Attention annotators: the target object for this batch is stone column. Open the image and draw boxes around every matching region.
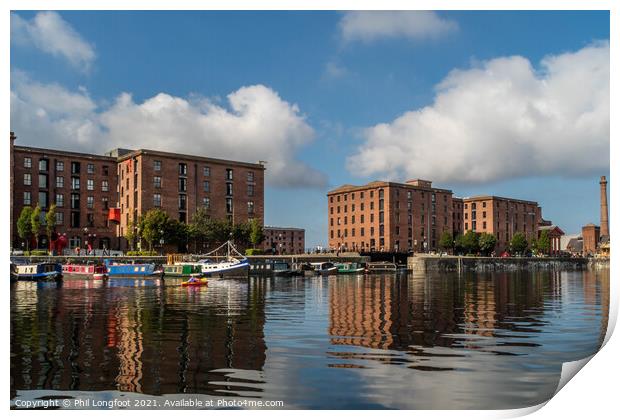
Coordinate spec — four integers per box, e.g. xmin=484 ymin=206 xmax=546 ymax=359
xmin=600 ymin=176 xmax=609 ymax=238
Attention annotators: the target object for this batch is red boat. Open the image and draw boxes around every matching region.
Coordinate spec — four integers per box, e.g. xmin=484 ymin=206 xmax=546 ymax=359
xmin=62 ymin=263 xmax=108 ymax=279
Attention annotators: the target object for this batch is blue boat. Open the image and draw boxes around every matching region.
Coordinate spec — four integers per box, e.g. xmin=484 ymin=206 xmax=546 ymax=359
xmin=12 ymin=262 xmax=63 ymax=281
xmin=104 ymin=260 xmax=160 ymax=277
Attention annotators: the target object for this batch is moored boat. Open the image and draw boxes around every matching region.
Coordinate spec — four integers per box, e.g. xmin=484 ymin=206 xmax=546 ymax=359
xmin=62 ymin=263 xmax=108 ymax=279
xmin=367 ymin=261 xmax=397 ymax=272
xmin=104 ymin=260 xmax=160 ymax=277
xmin=335 ymin=262 xmax=366 ymax=274
xmin=163 ymin=263 xmax=203 ymax=277
xmin=197 ymin=241 xmax=249 ymax=278
xmin=12 ymin=262 xmax=63 ymax=281
xmin=272 ymin=261 xmax=293 ymax=276
xmin=181 ymin=277 xmax=209 ymax=287
xmin=310 ymin=262 xmax=338 ymax=276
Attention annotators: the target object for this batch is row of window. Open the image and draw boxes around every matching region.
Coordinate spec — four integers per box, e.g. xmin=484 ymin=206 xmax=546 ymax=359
xmin=465 ymin=201 xmax=533 ymax=212
xmin=23 ymin=174 xmax=109 ymax=191
xmin=156 ymin=162 xmax=255 ymax=182
xmin=330 ymin=189 xmax=444 ymax=204
xmin=23 ymin=191 xmax=110 ymax=210
xmin=151 ymin=194 xmax=255 ymax=214
xmin=23 ymin=157 xmax=109 ymax=175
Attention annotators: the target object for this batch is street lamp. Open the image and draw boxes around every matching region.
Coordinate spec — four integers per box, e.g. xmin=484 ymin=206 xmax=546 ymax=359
xmin=159 ymin=229 xmax=165 ymax=255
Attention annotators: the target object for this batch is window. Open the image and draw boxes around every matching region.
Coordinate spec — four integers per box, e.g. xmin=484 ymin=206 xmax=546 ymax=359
xmin=361 ymin=203 xmax=364 ymax=211
xmin=361 ymin=191 xmax=365 ymax=199
xmin=179 ymin=163 xmax=187 ymax=175
xmin=38 ymin=192 xmax=48 ymax=208
xmin=56 ymin=161 xmax=64 ymax=171
xmin=202 ymin=197 xmax=210 ymax=209
xmin=39 ymin=159 xmax=48 ymax=172
xmin=87 ymin=179 xmax=94 ymax=190
xmin=71 ymin=162 xmax=80 ymax=174
xmin=87 ymin=163 xmax=95 ymax=174
xmin=87 ymin=196 xmax=94 ymax=209
xmin=483 ymin=221 xmax=487 ymax=229
xmin=56 ymin=176 xmax=64 ymax=188
xmin=71 ymin=177 xmax=80 ymax=190
xmin=24 ymin=157 xmax=32 ymax=168
xmin=24 ymin=173 xmax=32 ymax=186
xmin=248 ymin=201 xmax=255 ymax=214
xmin=154 ymin=176 xmax=161 ymax=188
xmin=361 ymin=214 xmax=365 ymax=223
xmin=203 ymin=180 xmax=210 ymax=192
xmin=71 ymin=194 xmax=80 ymax=209
xmin=247 ymin=184 xmax=254 ymax=197
xmin=370 ymin=202 xmax=374 ymax=210
xmin=247 ymin=171 xmax=254 ymax=182
xmin=87 ymin=213 xmax=94 ymax=227
xmin=203 ymin=166 xmax=210 ymax=177
xmin=178 ymin=178 xmax=187 ymax=192
xmin=226 ymin=182 xmax=233 ymax=196
xmin=178 ymin=194 xmax=187 ymax=210
xmin=56 ymin=194 xmax=64 ymax=207
xmin=23 ymin=192 xmax=31 ymax=205
xmin=154 ymin=160 xmax=162 ymax=171
xmin=226 ymin=168 xmax=233 ymax=180
xmin=102 ymin=197 xmax=109 ymax=209
xmin=102 ymin=180 xmax=109 ymax=192
xmin=38 ymin=174 xmax=48 ymax=188
xmin=103 ymin=165 xmax=109 ymax=176
xmin=55 ymin=212 xmax=64 ymax=226
xmin=370 ymin=214 xmax=374 ymax=223
xmin=226 ymin=198 xmax=233 ymax=213
xmin=153 ymin=193 xmax=161 ymax=207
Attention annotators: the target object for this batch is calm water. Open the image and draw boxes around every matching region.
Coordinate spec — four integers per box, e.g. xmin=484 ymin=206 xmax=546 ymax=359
xmin=10 ymin=269 xmax=609 ymax=409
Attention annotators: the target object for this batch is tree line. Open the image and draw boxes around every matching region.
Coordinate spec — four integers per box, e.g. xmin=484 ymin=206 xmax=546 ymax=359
xmin=124 ymin=208 xmax=265 ymax=253
xmin=16 ymin=204 xmax=57 ymax=250
xmin=439 ymin=229 xmax=552 ymax=256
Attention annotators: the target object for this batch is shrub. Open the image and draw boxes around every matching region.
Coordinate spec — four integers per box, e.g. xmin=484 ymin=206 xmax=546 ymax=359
xmin=126 ymin=250 xmax=158 ymax=256
xmin=30 ymin=250 xmax=49 ymax=256
xmin=245 ymin=248 xmax=264 ymax=256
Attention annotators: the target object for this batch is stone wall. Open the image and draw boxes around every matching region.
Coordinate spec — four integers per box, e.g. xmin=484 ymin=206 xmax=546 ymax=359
xmin=408 ymin=256 xmax=593 ymax=272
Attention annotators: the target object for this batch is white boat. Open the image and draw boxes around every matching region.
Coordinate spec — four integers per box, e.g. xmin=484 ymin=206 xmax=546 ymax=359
xmin=310 ymin=262 xmax=338 ymax=276
xmin=196 ymin=241 xmax=249 ymax=278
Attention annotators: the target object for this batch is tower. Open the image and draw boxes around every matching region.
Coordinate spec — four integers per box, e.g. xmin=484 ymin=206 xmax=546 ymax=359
xmin=600 ymin=176 xmax=609 ymax=238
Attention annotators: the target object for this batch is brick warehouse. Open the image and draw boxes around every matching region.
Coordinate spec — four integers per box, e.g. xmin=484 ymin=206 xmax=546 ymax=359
xmin=260 ymin=226 xmax=306 ymax=255
xmin=327 ymin=180 xmax=546 ymax=253
xmin=327 ymin=180 xmax=455 ymax=253
xmin=10 ymin=132 xmax=265 ymax=251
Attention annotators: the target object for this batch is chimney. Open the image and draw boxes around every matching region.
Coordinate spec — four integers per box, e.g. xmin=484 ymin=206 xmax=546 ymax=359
xmin=600 ymin=176 xmax=609 ymax=238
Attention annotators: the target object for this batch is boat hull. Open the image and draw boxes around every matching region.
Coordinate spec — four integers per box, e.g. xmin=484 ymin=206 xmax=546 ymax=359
xmin=13 ymin=263 xmax=63 ymax=281
xmin=201 ymin=261 xmax=250 ymax=278
xmin=106 ymin=263 xmax=158 ymax=277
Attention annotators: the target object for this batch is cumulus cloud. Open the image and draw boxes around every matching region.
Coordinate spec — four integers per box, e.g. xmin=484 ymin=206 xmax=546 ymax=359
xmin=339 ymin=11 xmax=458 ymax=43
xmin=11 ymin=11 xmax=96 ymax=71
xmin=10 ymin=75 xmax=327 ymax=188
xmin=346 ymin=42 xmax=610 ymax=184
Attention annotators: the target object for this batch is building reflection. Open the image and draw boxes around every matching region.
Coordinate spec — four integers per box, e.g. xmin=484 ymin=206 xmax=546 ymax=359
xmin=10 ymin=279 xmax=267 ymax=397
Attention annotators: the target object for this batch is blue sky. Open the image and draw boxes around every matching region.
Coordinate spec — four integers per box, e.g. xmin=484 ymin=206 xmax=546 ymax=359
xmin=10 ymin=11 xmax=610 ymax=247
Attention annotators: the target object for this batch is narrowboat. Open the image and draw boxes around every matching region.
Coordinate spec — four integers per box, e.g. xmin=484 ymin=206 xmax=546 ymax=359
xmin=12 ymin=262 xmax=63 ymax=281
xmin=335 ymin=262 xmax=366 ymax=274
xmin=104 ymin=260 xmax=160 ymax=277
xmin=310 ymin=262 xmax=338 ymax=276
xmin=163 ymin=263 xmax=203 ymax=277
xmin=367 ymin=261 xmax=398 ymax=272
xmin=62 ymin=263 xmax=108 ymax=279
xmin=272 ymin=261 xmax=293 ymax=276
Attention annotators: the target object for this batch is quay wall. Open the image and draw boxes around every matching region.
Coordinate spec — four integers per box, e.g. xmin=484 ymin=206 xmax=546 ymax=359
xmin=407 ymin=256 xmax=604 ymax=273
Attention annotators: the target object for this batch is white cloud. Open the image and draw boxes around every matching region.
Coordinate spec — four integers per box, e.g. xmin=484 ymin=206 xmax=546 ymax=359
xmin=346 ymin=42 xmax=610 ymax=184
xmin=323 ymin=60 xmax=349 ymax=79
xmin=10 ymin=76 xmax=327 ymax=188
xmin=339 ymin=11 xmax=458 ymax=43
xmin=11 ymin=12 xmax=96 ymax=71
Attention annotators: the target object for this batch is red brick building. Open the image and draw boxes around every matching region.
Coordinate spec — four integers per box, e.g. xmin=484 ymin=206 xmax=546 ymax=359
xmin=327 ymin=179 xmax=454 ymax=253
xmin=581 ymin=223 xmax=600 ymax=255
xmin=10 ymin=136 xmax=118 ymax=250
xmin=260 ymin=226 xmax=306 ymax=255
xmin=10 ymin=134 xmax=265 ymax=251
xmin=111 ymin=149 xmax=265 ymax=250
xmin=462 ymin=196 xmax=542 ymax=253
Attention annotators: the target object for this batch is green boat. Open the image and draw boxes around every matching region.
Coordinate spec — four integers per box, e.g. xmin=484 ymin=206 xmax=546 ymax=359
xmin=163 ymin=264 xmax=203 ymax=277
xmin=334 ymin=262 xmax=366 ymax=274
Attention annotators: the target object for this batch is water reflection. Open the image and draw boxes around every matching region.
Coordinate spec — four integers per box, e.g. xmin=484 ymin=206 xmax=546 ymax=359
xmin=11 ymin=269 xmax=609 ymax=409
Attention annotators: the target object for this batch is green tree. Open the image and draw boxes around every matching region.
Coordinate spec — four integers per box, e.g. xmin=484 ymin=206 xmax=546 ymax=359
xmin=478 ymin=232 xmax=497 ymax=256
xmin=140 ymin=209 xmax=170 ymax=251
xmin=439 ymin=231 xmax=454 ymax=253
xmin=460 ymin=230 xmax=480 ymax=254
xmin=17 ymin=207 xmax=33 ymax=250
xmin=536 ymin=230 xmax=551 ymax=256
xmin=124 ymin=219 xmax=137 ymax=251
xmin=509 ymin=232 xmax=528 ymax=256
xmin=45 ymin=204 xmax=57 ymax=244
xmin=189 ymin=208 xmax=212 ymax=251
xmin=249 ymin=218 xmax=265 ymax=248
xmin=31 ymin=205 xmax=42 ymax=248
